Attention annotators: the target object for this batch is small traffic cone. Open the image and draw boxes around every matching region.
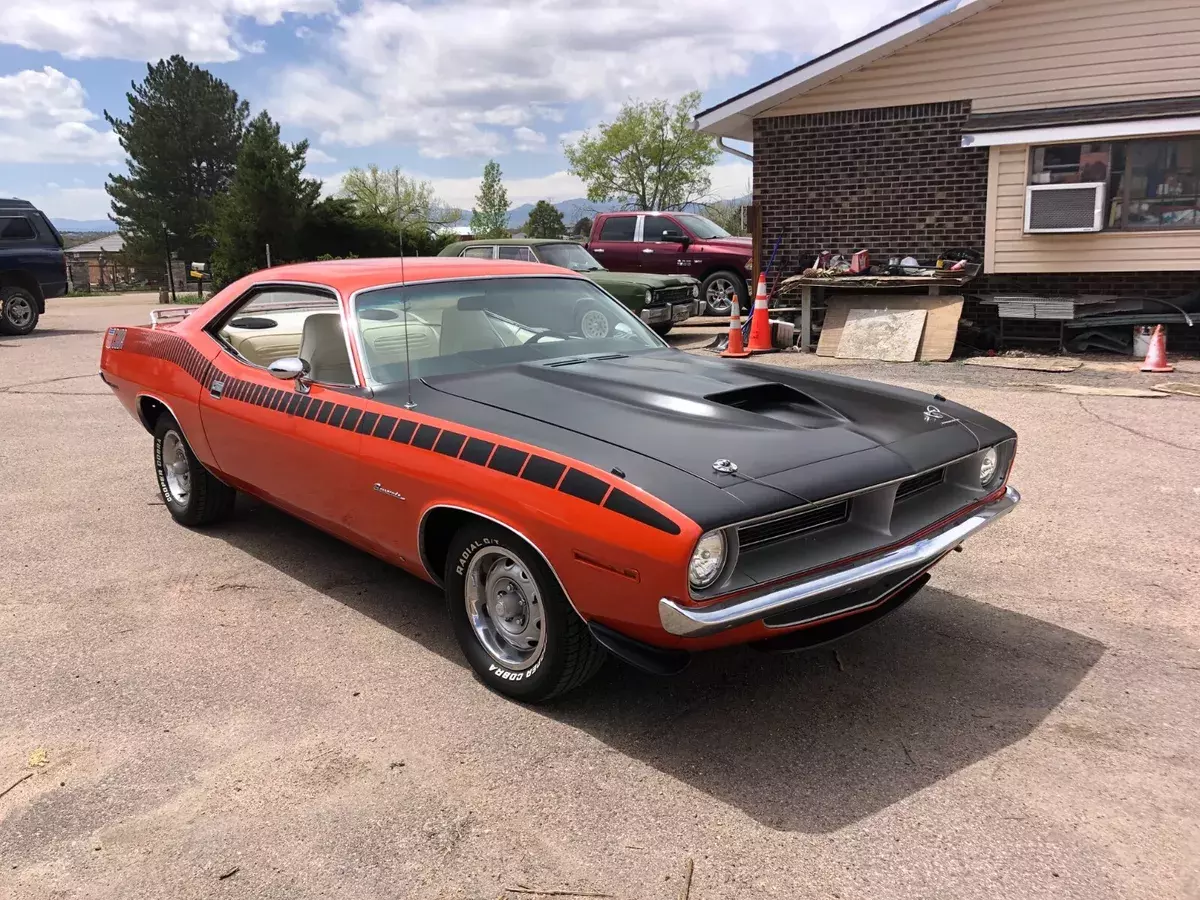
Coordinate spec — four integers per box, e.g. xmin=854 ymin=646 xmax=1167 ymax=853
xmin=720 ymin=297 xmax=751 ymax=358
xmin=1140 ymin=324 xmax=1174 ymax=373
xmin=747 ymin=273 xmax=775 ymax=353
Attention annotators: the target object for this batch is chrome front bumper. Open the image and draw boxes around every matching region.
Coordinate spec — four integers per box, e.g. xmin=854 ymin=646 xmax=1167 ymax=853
xmin=658 ymin=485 xmax=1021 ymax=638
xmin=640 ymin=300 xmax=698 ymax=325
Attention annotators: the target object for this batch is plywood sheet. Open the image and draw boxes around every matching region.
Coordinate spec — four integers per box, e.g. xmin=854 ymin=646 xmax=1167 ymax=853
xmin=964 ymin=356 xmax=1081 ymax=372
xmin=835 ymin=308 xmax=928 ymax=362
xmin=817 ymin=295 xmax=964 ymax=361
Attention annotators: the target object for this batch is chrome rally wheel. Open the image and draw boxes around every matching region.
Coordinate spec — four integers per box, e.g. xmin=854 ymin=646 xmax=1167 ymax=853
xmin=463 ymin=546 xmax=546 ymax=671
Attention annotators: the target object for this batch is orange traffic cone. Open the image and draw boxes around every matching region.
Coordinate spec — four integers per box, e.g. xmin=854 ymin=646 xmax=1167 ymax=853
xmin=1140 ymin=324 xmax=1174 ymax=373
xmin=747 ymin=273 xmax=774 ymax=353
xmin=720 ymin=297 xmax=750 ymax=358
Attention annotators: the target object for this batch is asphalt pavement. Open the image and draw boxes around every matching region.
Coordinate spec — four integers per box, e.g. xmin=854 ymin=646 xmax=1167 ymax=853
xmin=1 ymin=294 xmax=1198 ymax=899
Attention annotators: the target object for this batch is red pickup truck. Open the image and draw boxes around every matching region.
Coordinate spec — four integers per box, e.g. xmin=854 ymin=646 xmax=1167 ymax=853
xmin=585 ymin=211 xmax=752 ymax=316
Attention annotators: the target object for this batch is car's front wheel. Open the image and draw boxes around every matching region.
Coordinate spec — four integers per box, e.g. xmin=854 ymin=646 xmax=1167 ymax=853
xmin=0 ymin=286 xmax=40 ymax=336
xmin=650 ymin=322 xmax=673 ymax=337
xmin=445 ymin=522 xmax=606 ymax=701
xmin=153 ymin=413 xmax=236 ymax=526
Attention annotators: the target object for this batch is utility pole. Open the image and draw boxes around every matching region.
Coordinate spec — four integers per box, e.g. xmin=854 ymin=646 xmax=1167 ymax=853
xmin=162 ymin=225 xmax=177 ymax=304
xmin=265 ymin=243 xmax=272 ymax=268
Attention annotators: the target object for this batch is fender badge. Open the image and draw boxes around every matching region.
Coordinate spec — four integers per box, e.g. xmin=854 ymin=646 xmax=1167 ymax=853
xmin=712 ymin=459 xmax=739 ymax=475
xmin=373 ymin=483 xmax=405 ymax=500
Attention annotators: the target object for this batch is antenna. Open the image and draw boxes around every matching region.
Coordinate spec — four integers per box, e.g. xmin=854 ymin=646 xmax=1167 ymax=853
xmin=399 ymin=230 xmax=416 ymax=409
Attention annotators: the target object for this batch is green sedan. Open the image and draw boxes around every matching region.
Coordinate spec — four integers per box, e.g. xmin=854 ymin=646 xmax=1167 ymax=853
xmin=438 ymin=239 xmax=700 ymax=336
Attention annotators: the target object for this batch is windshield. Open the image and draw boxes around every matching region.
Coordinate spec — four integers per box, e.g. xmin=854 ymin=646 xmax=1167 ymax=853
xmin=535 ymin=242 xmax=604 ymax=272
xmin=354 ymin=276 xmax=663 ymax=383
xmin=674 ymin=214 xmax=732 ymax=239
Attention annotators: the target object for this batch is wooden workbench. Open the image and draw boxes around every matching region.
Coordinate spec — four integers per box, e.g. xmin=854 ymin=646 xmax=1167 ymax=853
xmin=774 ymin=269 xmax=980 ymax=352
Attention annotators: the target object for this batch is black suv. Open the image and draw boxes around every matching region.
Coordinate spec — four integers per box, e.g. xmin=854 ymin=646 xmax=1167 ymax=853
xmin=0 ymin=198 xmax=68 ymax=335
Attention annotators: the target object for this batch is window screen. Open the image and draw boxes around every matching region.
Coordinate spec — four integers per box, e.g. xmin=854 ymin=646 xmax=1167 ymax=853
xmin=497 ymin=245 xmax=536 ymax=261
xmin=461 ymin=246 xmax=494 ymax=259
xmin=598 ymin=216 xmax=636 ymax=241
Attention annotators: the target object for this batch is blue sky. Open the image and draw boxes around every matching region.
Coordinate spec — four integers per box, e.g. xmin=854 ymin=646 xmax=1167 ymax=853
xmin=0 ymin=0 xmax=925 ymax=223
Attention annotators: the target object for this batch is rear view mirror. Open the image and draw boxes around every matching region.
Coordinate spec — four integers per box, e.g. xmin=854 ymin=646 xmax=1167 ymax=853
xmin=662 ymin=231 xmax=689 ymax=244
xmin=269 ymin=357 xmax=312 ymax=393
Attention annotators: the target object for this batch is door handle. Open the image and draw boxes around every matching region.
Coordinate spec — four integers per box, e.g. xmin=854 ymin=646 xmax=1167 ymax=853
xmin=643 ymin=249 xmax=654 ymax=254
xmin=593 ymin=248 xmax=604 ymax=253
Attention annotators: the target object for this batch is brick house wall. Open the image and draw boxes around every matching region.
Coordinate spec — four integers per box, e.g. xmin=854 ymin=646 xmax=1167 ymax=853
xmin=753 ymin=101 xmax=989 ymax=277
xmin=752 ymin=101 xmax=1200 ymax=351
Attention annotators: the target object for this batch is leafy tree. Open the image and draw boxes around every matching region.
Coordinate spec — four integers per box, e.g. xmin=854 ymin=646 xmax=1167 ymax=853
xmin=298 ymin=198 xmax=402 ymax=261
xmin=210 ymin=112 xmax=321 ymax=284
xmin=525 ymin=200 xmax=565 ymax=238
xmin=105 ymin=56 xmax=249 ymax=269
xmin=572 ymin=216 xmax=593 ymax=237
xmin=563 ymin=92 xmax=718 ymax=210
xmin=470 ymin=160 xmax=510 ymax=238
xmin=702 ymin=200 xmax=748 ymax=236
xmin=339 ymin=165 xmax=460 ymax=230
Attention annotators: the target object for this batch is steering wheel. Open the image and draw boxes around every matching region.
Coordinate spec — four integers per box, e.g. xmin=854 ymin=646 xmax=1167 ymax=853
xmin=524 ymin=329 xmax=573 ymax=345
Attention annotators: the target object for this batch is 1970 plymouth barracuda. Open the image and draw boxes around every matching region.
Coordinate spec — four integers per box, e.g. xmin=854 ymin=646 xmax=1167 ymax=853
xmin=438 ymin=238 xmax=699 ymax=336
xmin=99 ymin=256 xmax=1019 ymax=701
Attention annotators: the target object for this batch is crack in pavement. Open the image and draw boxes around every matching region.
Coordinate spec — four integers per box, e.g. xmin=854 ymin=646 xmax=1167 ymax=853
xmin=0 ymin=373 xmax=97 ymax=393
xmin=1075 ymin=397 xmax=1200 ymax=453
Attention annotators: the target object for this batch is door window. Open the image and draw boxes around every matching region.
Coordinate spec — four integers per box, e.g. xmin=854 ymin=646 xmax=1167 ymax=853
xmin=598 ymin=216 xmax=636 ymax=241
xmin=643 ymin=215 xmax=681 ymax=241
xmin=213 ymin=288 xmax=356 ymax=385
xmin=461 ymin=246 xmax=495 ymax=258
xmin=498 ymin=245 xmax=537 ymax=261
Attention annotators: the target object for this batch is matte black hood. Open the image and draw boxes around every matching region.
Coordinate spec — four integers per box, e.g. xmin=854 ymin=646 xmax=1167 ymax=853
xmin=424 ymin=350 xmax=1011 ymax=505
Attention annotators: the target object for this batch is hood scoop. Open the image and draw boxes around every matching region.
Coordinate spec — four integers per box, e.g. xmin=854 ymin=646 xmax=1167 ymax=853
xmin=705 ymin=383 xmax=847 ymax=429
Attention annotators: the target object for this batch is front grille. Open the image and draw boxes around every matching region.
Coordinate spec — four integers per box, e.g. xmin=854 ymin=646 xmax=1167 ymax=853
xmin=738 ymin=500 xmax=849 ymax=550
xmin=896 ymin=467 xmax=945 ymax=501
xmin=653 ymin=286 xmax=693 ymax=304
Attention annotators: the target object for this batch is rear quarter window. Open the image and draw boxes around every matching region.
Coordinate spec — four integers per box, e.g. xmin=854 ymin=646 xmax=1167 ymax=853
xmin=0 ymin=217 xmax=36 ymax=240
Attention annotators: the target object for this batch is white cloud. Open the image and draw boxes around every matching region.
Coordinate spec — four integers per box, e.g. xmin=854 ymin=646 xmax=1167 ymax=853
xmin=2 ymin=0 xmax=336 ymax=63
xmin=513 ymin=127 xmax=547 ymax=152
xmin=709 ymin=160 xmax=753 ymax=201
xmin=274 ymin=0 xmax=913 ymax=157
xmin=0 ymin=67 xmax=121 ymax=164
xmin=0 ymin=185 xmax=113 ymax=221
xmin=305 ymin=147 xmax=337 ymax=164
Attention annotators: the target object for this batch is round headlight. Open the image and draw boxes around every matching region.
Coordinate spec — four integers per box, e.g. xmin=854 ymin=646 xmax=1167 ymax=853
xmin=979 ymin=447 xmax=999 ymax=486
xmin=645 ymin=289 xmax=653 ymax=304
xmin=692 ymin=284 xmax=699 ymax=298
xmin=689 ymin=530 xmax=727 ymax=589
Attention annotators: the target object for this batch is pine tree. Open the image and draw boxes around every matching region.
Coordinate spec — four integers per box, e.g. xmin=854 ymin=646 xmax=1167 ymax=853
xmin=470 ymin=160 xmax=510 ymax=238
xmin=210 ymin=112 xmax=321 ymax=284
xmin=525 ymin=200 xmax=565 ymax=238
xmin=105 ymin=56 xmax=249 ymax=268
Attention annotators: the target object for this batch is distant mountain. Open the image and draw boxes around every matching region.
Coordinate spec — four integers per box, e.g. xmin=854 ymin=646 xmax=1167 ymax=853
xmin=453 ymin=196 xmax=750 ymax=230
xmin=53 ymin=218 xmax=115 ymax=232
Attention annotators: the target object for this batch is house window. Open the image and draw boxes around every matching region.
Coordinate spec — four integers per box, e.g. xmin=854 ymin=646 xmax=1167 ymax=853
xmin=1029 ymin=137 xmax=1200 ymax=229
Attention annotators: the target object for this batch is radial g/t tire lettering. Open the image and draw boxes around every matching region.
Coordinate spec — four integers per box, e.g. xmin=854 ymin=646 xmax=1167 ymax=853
xmin=152 ymin=413 xmax=236 ymax=526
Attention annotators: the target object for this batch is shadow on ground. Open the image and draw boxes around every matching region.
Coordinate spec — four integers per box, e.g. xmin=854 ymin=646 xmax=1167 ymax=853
xmin=219 ymin=499 xmax=1105 ymax=834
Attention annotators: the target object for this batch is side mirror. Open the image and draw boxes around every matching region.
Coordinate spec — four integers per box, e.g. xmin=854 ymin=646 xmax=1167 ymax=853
xmin=269 ymin=357 xmax=312 ymax=393
xmin=662 ymin=231 xmax=689 ymax=245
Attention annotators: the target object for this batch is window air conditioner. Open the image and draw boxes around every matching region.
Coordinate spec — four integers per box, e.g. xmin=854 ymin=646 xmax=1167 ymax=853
xmin=1024 ymin=183 xmax=1106 ymax=233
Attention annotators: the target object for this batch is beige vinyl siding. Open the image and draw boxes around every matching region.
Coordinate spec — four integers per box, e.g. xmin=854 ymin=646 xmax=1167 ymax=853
xmin=989 ymin=145 xmax=1200 ymax=273
xmin=769 ymin=0 xmax=1200 ymax=116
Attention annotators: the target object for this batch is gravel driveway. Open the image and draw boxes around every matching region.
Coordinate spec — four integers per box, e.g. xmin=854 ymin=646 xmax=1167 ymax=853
xmin=1 ymin=294 xmax=1198 ymax=899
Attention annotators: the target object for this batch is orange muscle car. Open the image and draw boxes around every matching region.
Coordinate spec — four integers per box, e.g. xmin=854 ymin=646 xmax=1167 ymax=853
xmin=100 ymin=257 xmax=1019 ymax=701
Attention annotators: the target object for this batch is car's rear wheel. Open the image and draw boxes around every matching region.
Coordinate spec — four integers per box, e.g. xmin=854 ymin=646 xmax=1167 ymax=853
xmin=0 ymin=286 xmax=40 ymax=336
xmin=701 ymin=271 xmax=748 ymax=317
xmin=445 ymin=522 xmax=606 ymax=701
xmin=153 ymin=413 xmax=236 ymax=526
